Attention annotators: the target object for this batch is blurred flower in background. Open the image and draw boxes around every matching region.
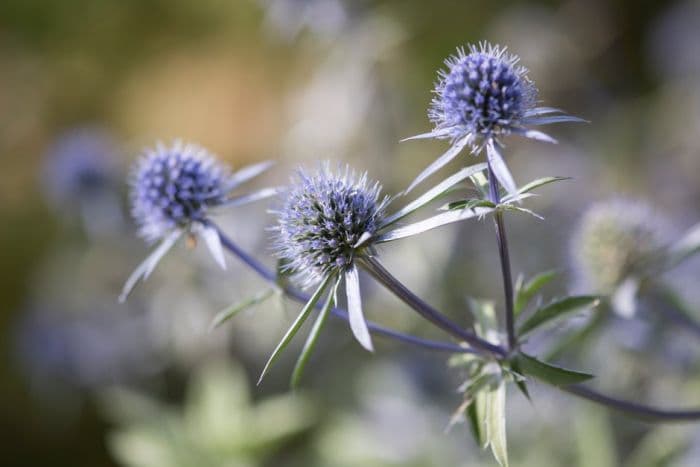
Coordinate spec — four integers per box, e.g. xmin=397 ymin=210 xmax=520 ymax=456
xmin=15 ymin=305 xmax=160 ymax=397
xmin=41 ymin=126 xmax=124 ymax=238
xmin=570 ymin=198 xmax=667 ymax=314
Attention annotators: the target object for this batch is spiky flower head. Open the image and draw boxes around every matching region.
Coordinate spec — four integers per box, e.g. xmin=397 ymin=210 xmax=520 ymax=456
xmin=274 ymin=163 xmax=389 ymax=289
xmin=430 ymin=42 xmax=537 ymax=143
xmin=405 ymin=42 xmax=582 ymax=195
xmin=130 ymin=141 xmax=231 ymax=243
xmin=122 ymin=141 xmax=274 ymax=302
xmin=571 ymin=199 xmax=667 ymax=293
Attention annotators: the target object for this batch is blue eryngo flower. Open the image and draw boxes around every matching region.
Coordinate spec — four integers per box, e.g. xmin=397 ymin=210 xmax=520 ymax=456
xmin=121 ymin=141 xmax=275 ymax=302
xmin=405 ymin=42 xmax=583 ymax=195
xmin=42 ymin=127 xmax=123 ymax=233
xmin=271 ymin=164 xmax=389 ymax=356
xmin=571 ymin=199 xmax=667 ymax=317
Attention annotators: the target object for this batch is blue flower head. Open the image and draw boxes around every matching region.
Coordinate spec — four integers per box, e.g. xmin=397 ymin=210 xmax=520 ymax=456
xmin=430 ymin=43 xmax=537 ymax=142
xmin=262 ymin=163 xmax=387 ymax=359
xmin=405 ymin=42 xmax=583 ymax=195
xmin=131 ymin=141 xmax=231 ymax=243
xmin=121 ymin=141 xmax=275 ymax=302
xmin=274 ymin=163 xmax=389 ymax=289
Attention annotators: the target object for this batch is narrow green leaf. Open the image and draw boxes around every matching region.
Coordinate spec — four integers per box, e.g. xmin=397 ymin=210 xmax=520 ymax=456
xmin=514 ymin=270 xmax=557 ymax=315
xmin=518 ymin=295 xmax=600 ymax=336
xmin=502 ymin=176 xmax=571 ymax=203
xmin=209 ymin=288 xmax=275 ymax=332
xmin=290 ymin=277 xmax=340 ymax=389
xmin=516 ymin=352 xmax=594 ymax=386
xmin=485 ymin=382 xmax=509 ymax=467
xmin=472 ymin=388 xmax=488 ymax=449
xmin=467 ymin=398 xmax=483 ymax=447
xmin=441 ymin=198 xmax=496 ymax=211
xmin=257 ymin=274 xmax=333 ymax=385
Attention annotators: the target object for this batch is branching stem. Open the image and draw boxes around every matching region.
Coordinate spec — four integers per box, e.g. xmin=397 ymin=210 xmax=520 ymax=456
xmin=212 ymin=223 xmax=700 ymax=422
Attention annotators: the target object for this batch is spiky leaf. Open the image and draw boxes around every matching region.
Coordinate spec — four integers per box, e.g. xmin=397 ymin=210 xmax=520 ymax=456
xmin=516 ymin=352 xmax=594 ymax=386
xmin=518 ymin=296 xmax=600 ymax=337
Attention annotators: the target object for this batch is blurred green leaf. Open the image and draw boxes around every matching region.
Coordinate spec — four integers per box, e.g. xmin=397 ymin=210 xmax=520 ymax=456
xmin=516 ymin=353 xmax=594 ymax=386
xmin=575 ymin=405 xmax=617 ymax=467
xmin=514 ymin=270 xmax=557 ymax=315
xmin=209 ymin=288 xmax=275 ymax=332
xmin=518 ymin=296 xmax=600 ymax=337
xmin=470 ymin=387 xmax=488 ymax=449
xmin=485 ymin=381 xmax=508 ymax=467
xmin=103 ymin=360 xmax=315 ymax=467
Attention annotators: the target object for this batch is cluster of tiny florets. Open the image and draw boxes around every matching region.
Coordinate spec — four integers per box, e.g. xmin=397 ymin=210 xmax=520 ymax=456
xmin=430 ymin=43 xmax=537 ymax=142
xmin=274 ymin=164 xmax=389 ymax=288
xmin=130 ymin=141 xmax=231 ymax=242
xmin=571 ymin=199 xmax=666 ymax=293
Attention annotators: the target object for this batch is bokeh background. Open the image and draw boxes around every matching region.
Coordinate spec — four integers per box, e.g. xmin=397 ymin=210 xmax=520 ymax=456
xmin=2 ymin=0 xmax=700 ymax=465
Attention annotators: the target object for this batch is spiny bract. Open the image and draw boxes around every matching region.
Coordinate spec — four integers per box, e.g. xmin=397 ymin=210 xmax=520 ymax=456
xmin=274 ymin=163 xmax=389 ymax=288
xmin=430 ymin=42 xmax=537 ymax=142
xmin=130 ymin=141 xmax=231 ymax=243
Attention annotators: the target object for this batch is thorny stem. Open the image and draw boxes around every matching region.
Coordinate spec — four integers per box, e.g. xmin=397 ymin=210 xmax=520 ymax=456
xmin=359 ymin=255 xmax=506 ymax=358
xmin=211 ymin=224 xmax=700 ymax=422
xmin=213 ymin=225 xmax=473 ymax=355
xmin=487 ymin=161 xmax=517 ymax=351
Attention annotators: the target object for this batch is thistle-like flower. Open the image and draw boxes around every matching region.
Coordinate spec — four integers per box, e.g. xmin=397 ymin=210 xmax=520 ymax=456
xmin=571 ymin=199 xmax=667 ymax=316
xmin=405 ymin=42 xmax=583 ymax=195
xmin=120 ymin=141 xmax=275 ymax=302
xmin=272 ymin=163 xmax=389 ymax=353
